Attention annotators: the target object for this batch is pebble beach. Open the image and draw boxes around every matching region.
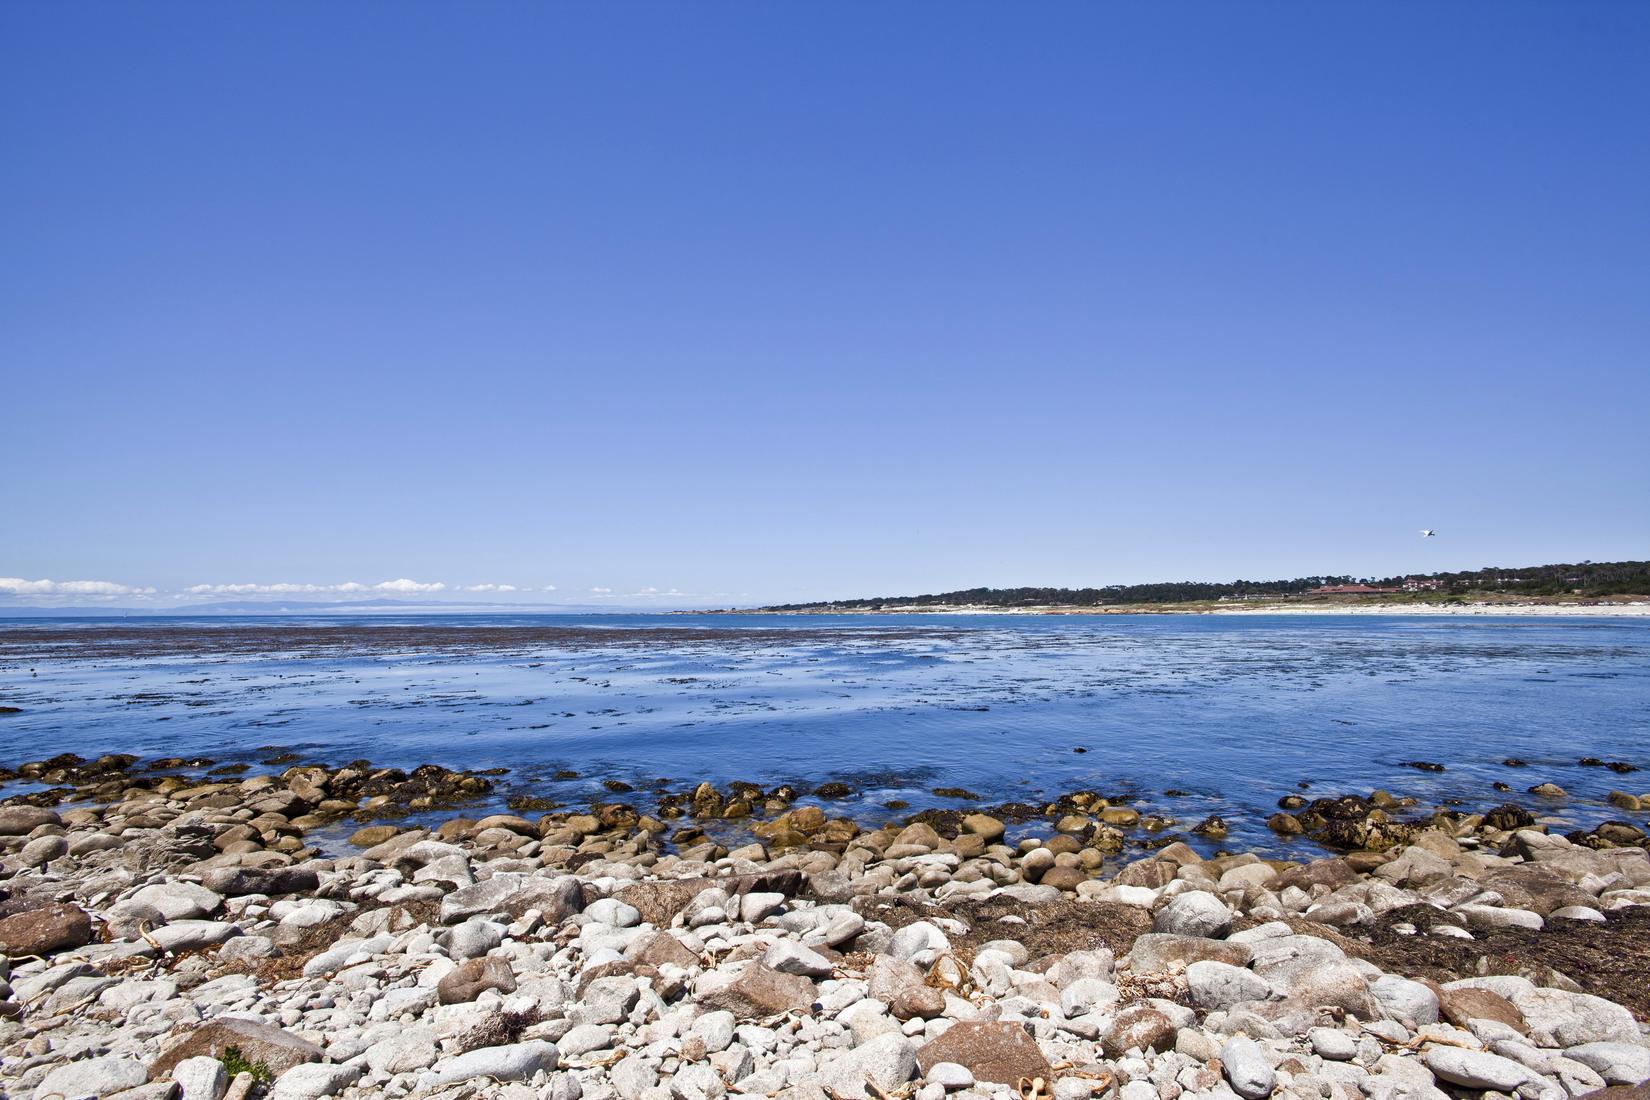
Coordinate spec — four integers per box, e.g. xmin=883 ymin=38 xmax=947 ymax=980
xmin=4 ymin=747 xmax=1650 ymax=1100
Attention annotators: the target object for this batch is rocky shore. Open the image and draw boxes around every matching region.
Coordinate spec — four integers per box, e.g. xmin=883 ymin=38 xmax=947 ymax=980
xmin=4 ymin=756 xmax=1650 ymax=1100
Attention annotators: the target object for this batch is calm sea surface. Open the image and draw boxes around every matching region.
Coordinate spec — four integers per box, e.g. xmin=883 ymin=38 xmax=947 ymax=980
xmin=2 ymin=613 xmax=1647 ymax=853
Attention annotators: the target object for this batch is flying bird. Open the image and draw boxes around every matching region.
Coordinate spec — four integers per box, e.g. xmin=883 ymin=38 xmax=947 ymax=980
xmin=1421 ymin=529 xmax=1436 ymax=538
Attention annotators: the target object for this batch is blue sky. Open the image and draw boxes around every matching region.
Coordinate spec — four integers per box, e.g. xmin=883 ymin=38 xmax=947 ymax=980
xmin=3 ymin=3 xmax=1647 ymax=608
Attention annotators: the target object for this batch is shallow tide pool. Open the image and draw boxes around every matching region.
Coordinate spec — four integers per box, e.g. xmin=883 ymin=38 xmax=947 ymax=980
xmin=2 ymin=612 xmax=1647 ymax=854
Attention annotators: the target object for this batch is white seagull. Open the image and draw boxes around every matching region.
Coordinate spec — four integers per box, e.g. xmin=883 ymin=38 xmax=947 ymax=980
xmin=1420 ymin=529 xmax=1436 ymax=538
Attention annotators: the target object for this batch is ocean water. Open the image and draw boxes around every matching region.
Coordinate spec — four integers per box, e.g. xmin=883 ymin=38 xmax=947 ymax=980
xmin=1 ymin=613 xmax=1648 ymax=853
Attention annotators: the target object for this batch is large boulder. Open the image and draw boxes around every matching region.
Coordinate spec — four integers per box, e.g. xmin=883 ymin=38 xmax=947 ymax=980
xmin=1153 ymin=891 xmax=1232 ymax=938
xmin=698 ymin=962 xmax=816 ymax=1020
xmin=201 ymin=866 xmax=320 ymax=897
xmin=0 ymin=903 xmax=93 ymax=957
xmin=1510 ymin=987 xmax=1639 ymax=1048
xmin=1101 ymin=1004 xmax=1178 ymax=1058
xmin=0 ymin=806 xmax=60 ymax=835
xmin=440 ymin=873 xmax=583 ymax=925
xmin=269 ymin=1062 xmax=363 ymax=1100
xmin=916 ymin=1021 xmax=1052 ymax=1085
xmin=151 ymin=1018 xmax=325 ymax=1079
xmin=437 ymin=957 xmax=518 ymax=1005
xmin=424 ymin=1041 xmax=560 ymax=1086
xmin=1122 ymin=933 xmax=1251 ymax=973
xmin=819 ymin=1034 xmax=919 ymax=1098
xmin=33 ymin=1056 xmax=146 ymax=1099
xmin=1436 ymin=985 xmax=1527 ymax=1034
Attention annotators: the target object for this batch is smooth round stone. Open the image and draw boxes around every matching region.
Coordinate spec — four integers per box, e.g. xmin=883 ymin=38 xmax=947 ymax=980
xmin=926 ymin=1062 xmax=974 ymax=1090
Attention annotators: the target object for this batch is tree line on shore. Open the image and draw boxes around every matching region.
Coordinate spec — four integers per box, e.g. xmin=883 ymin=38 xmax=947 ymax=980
xmin=761 ymin=560 xmax=1650 ymax=610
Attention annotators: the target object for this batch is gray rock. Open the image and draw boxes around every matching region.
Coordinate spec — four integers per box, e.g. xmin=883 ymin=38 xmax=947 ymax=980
xmin=425 ymin=1040 xmax=561 ymax=1085
xmin=558 ymin=1023 xmax=614 ymax=1057
xmin=1455 ymin=904 xmax=1543 ymax=931
xmin=741 ymin=892 xmax=787 ymax=923
xmin=1369 ymin=1053 xmax=1448 ymax=1100
xmin=1220 ymin=1035 xmax=1275 ymax=1099
xmin=764 ymin=940 xmax=835 ymax=978
xmin=129 ymin=882 xmax=223 ymax=921
xmin=1059 ymin=976 xmax=1120 ymax=1017
xmin=584 ymin=898 xmax=641 ymax=927
xmin=1309 ymin=1027 xmax=1359 ymax=1061
xmin=1513 ymin=987 xmax=1640 ymax=1047
xmin=611 ymin=1056 xmax=660 ymax=1094
xmin=0 ymin=805 xmax=60 ymax=835
xmin=446 ymin=917 xmax=506 ymax=960
xmin=303 ymin=934 xmax=393 ymax=977
xmin=819 ymin=1033 xmax=919 ymax=1099
xmin=889 ymin=921 xmax=950 ymax=966
xmin=365 ymin=1027 xmax=439 ymax=1075
xmin=671 ymin=1063 xmax=727 ymax=1100
xmin=1154 ymin=891 xmax=1233 ymax=938
xmin=575 ymin=975 xmax=640 ymax=1025
xmin=150 ymin=920 xmax=239 ymax=952
xmin=1424 ymin=1048 xmax=1533 ymax=1091
xmin=21 ymin=835 xmax=68 ymax=867
xmin=440 ymin=873 xmax=583 ymax=925
xmin=33 ymin=1056 xmax=147 ymax=1100
xmin=201 ymin=866 xmax=321 ymax=897
xmin=927 ymin=1062 xmax=975 ymax=1090
xmin=172 ymin=1056 xmax=229 ymax=1100
xmin=269 ymin=1062 xmax=363 ymax=1100
xmin=1370 ymin=975 xmax=1440 ymax=1025
xmin=692 ymin=1009 xmax=738 ymax=1053
xmin=1563 ymin=1042 xmax=1650 ymax=1086
xmin=1186 ymin=960 xmax=1271 ymax=1011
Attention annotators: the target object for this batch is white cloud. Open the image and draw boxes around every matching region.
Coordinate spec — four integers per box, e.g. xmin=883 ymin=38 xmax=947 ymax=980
xmin=372 ymin=578 xmax=446 ymax=594
xmin=460 ymin=583 xmax=518 ymax=593
xmin=180 ymin=578 xmax=447 ymax=598
xmin=0 ymin=577 xmax=156 ymax=597
xmin=586 ymin=585 xmax=692 ymax=600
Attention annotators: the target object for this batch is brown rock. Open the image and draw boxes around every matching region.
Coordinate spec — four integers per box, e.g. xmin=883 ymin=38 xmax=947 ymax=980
xmin=892 ymin=984 xmax=946 ymax=1020
xmin=1574 ymin=1089 xmax=1650 ymax=1100
xmin=1040 ymin=866 xmax=1087 ymax=891
xmin=1121 ymin=933 xmax=1251 ymax=973
xmin=625 ymin=930 xmax=700 ymax=971
xmin=1437 ymin=986 xmax=1528 ymax=1035
xmin=916 ymin=1021 xmax=1052 ymax=1085
xmin=1481 ymin=866 xmax=1597 ymax=917
xmin=1268 ymin=812 xmax=1304 ymax=835
xmin=698 ymin=963 xmax=816 ymax=1020
xmin=868 ymin=955 xmax=926 ymax=1000
xmin=1115 ymin=858 xmax=1179 ymax=889
xmin=0 ymin=903 xmax=92 ymax=957
xmin=151 ymin=1018 xmax=324 ymax=1079
xmin=0 ymin=806 xmax=62 ymax=835
xmin=893 ymin=822 xmax=941 ymax=851
xmin=614 ymin=878 xmax=710 ymax=926
xmin=1274 ymin=858 xmax=1359 ymax=892
xmin=349 ymin=825 xmax=400 ymax=847
xmin=437 ymin=956 xmax=517 ymax=1004
xmin=1101 ymin=1004 xmax=1177 ymax=1057
xmin=866 ymin=955 xmax=942 ymax=1019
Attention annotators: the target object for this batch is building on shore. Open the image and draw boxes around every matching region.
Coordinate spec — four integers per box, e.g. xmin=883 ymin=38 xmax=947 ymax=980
xmin=1309 ymin=583 xmax=1402 ymax=595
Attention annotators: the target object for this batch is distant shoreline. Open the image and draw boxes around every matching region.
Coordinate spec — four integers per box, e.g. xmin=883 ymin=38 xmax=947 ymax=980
xmin=719 ymin=599 xmax=1650 ymax=617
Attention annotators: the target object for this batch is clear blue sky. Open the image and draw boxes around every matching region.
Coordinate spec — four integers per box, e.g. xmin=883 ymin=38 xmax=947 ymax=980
xmin=3 ymin=2 xmax=1647 ymax=608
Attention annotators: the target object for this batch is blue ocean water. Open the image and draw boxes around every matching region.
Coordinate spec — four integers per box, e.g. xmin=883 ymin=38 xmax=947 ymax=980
xmin=2 ymin=613 xmax=1647 ymax=853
